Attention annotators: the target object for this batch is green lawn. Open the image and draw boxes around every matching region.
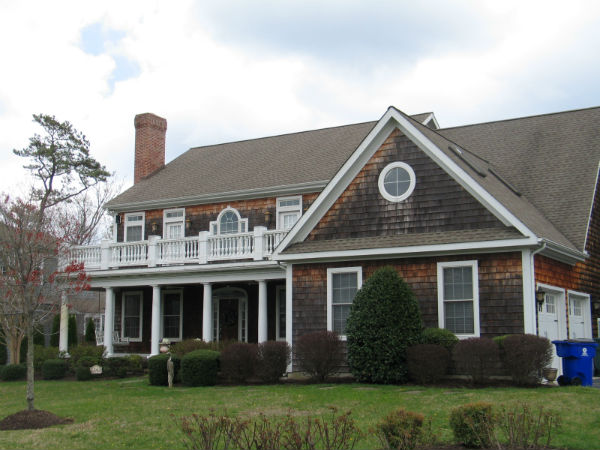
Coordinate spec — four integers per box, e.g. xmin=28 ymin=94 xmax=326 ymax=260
xmin=0 ymin=378 xmax=599 ymax=449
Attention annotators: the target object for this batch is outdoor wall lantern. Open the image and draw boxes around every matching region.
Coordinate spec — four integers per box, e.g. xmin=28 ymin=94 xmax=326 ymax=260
xmin=535 ymin=289 xmax=546 ymax=306
xmin=185 ymin=217 xmax=192 ymax=230
xmin=151 ymin=222 xmax=159 ymax=234
xmin=264 ymin=210 xmax=272 ymax=226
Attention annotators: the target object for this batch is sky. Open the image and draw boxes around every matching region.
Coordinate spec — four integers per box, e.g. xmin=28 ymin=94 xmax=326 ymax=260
xmin=0 ymin=0 xmax=599 ymax=195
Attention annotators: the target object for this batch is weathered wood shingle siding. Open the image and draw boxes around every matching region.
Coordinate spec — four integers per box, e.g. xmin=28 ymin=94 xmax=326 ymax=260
xmin=292 ymin=252 xmax=524 ymax=344
xmin=307 ymin=129 xmax=505 ymax=241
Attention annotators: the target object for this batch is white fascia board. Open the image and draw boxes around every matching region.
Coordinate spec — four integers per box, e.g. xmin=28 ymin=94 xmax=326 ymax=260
xmin=274 ymin=107 xmax=536 ymax=258
xmin=276 ymin=237 xmax=538 ymax=262
xmin=422 ymin=113 xmax=440 ymax=129
xmin=275 ymin=109 xmax=398 ymax=254
xmin=539 ymin=240 xmax=587 ymax=265
xmin=107 ymin=180 xmax=328 ymax=213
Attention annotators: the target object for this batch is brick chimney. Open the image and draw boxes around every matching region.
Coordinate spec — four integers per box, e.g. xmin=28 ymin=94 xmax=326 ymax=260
xmin=134 ymin=113 xmax=167 ymax=184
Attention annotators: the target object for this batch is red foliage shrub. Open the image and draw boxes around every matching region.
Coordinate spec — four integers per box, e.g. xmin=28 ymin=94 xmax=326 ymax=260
xmin=219 ymin=342 xmax=258 ymax=384
xmin=452 ymin=337 xmax=499 ymax=384
xmin=295 ymin=331 xmax=344 ymax=382
xmin=256 ymin=341 xmax=290 ymax=383
xmin=501 ymin=334 xmax=553 ymax=385
xmin=406 ymin=344 xmax=450 ymax=384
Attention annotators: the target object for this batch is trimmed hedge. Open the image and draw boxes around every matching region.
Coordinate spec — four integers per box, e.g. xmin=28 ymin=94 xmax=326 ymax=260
xmin=377 ymin=409 xmax=425 ymax=450
xmin=148 ymin=354 xmax=181 ymax=386
xmin=346 ymin=267 xmax=423 ymax=384
xmin=501 ymin=334 xmax=553 ymax=385
xmin=104 ymin=357 xmax=129 ymax=378
xmin=220 ymin=342 xmax=258 ymax=383
xmin=256 ymin=341 xmax=290 ymax=383
xmin=1 ymin=363 xmax=27 ymax=381
xmin=42 ymin=359 xmax=68 ymax=380
xmin=295 ymin=330 xmax=344 ymax=382
xmin=449 ymin=402 xmax=495 ymax=448
xmin=407 ymin=343 xmax=450 ymax=384
xmin=68 ymin=345 xmax=104 ymax=371
xmin=34 ymin=345 xmax=59 ymax=372
xmin=76 ymin=365 xmax=93 ymax=381
xmin=180 ymin=350 xmax=220 ymax=387
xmin=421 ymin=328 xmax=459 ymax=353
xmin=453 ymin=337 xmax=499 ymax=384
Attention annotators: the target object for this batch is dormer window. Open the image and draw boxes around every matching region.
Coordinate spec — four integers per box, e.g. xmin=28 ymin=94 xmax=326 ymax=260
xmin=210 ymin=207 xmax=248 ymax=235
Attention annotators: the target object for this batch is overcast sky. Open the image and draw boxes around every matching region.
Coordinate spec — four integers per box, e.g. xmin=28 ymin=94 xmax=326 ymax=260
xmin=1 ymin=0 xmax=599 ymax=195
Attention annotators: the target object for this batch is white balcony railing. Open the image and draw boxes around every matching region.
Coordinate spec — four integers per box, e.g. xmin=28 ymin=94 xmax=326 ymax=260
xmin=69 ymin=227 xmax=287 ymax=271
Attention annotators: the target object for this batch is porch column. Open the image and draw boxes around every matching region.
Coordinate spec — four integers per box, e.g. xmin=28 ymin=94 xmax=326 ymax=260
xmin=104 ymin=287 xmax=115 ymax=356
xmin=151 ymin=285 xmax=161 ymax=356
xmin=202 ymin=283 xmax=213 ymax=342
xmin=58 ymin=291 xmax=69 ymax=355
xmin=258 ymin=280 xmax=267 ymax=343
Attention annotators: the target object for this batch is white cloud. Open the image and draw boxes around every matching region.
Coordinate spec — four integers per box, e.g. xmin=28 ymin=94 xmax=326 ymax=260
xmin=0 ymin=0 xmax=599 ymax=196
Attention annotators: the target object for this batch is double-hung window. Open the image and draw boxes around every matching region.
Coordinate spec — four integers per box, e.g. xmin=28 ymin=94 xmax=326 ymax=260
xmin=163 ymin=208 xmax=185 ymax=239
xmin=327 ymin=267 xmax=362 ymax=338
xmin=437 ymin=260 xmax=480 ymax=337
xmin=276 ymin=196 xmax=302 ymax=230
xmin=125 ymin=213 xmax=145 ymax=242
xmin=162 ymin=289 xmax=183 ymax=341
xmin=122 ymin=291 xmax=143 ymax=341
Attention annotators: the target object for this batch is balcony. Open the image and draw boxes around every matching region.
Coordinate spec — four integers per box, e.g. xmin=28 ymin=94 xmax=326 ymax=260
xmin=69 ymin=227 xmax=287 ymax=271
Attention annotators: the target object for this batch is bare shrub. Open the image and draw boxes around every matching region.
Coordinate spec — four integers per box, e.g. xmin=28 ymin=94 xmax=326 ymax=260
xmin=295 ymin=331 xmax=344 ymax=382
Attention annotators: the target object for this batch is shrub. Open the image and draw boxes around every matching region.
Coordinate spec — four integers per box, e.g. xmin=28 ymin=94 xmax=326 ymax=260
xmin=219 ymin=342 xmax=258 ymax=383
xmin=104 ymin=357 xmax=129 ymax=378
xmin=406 ymin=344 xmax=450 ymax=384
xmin=376 ymin=409 xmax=424 ymax=450
xmin=148 ymin=354 xmax=181 ymax=386
xmin=76 ymin=365 xmax=93 ymax=381
xmin=171 ymin=338 xmax=224 ymax=357
xmin=295 ymin=330 xmax=344 ymax=382
xmin=42 ymin=359 xmax=68 ymax=380
xmin=452 ymin=337 xmax=500 ymax=384
xmin=181 ymin=350 xmax=220 ymax=387
xmin=33 ymin=345 xmax=59 ymax=372
xmin=68 ymin=344 xmax=104 ymax=371
xmin=68 ymin=315 xmax=78 ymax=347
xmin=449 ymin=402 xmax=495 ymax=448
xmin=421 ymin=328 xmax=459 ymax=353
xmin=496 ymin=403 xmax=561 ymax=449
xmin=346 ymin=267 xmax=423 ymax=384
xmin=256 ymin=341 xmax=290 ymax=383
xmin=50 ymin=314 xmax=60 ymax=347
xmin=0 ymin=363 xmax=26 ymax=381
xmin=84 ymin=318 xmax=96 ymax=344
xmin=78 ymin=356 xmax=99 ymax=368
xmin=500 ymin=334 xmax=553 ymax=385
xmin=127 ymin=354 xmax=146 ymax=375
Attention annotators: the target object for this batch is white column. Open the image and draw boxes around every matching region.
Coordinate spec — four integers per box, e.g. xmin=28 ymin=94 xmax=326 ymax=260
xmin=151 ymin=285 xmax=161 ymax=356
xmin=104 ymin=287 xmax=115 ymax=356
xmin=202 ymin=283 xmax=213 ymax=342
xmin=58 ymin=291 xmax=69 ymax=354
xmin=285 ymin=264 xmax=293 ymax=372
xmin=521 ymin=249 xmax=537 ymax=335
xmin=258 ymin=280 xmax=268 ymax=342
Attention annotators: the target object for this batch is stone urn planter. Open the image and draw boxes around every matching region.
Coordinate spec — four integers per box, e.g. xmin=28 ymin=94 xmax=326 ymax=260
xmin=543 ymin=367 xmax=558 ymax=384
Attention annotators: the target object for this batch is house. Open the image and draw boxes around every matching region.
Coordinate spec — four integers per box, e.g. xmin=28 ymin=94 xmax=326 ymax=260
xmin=70 ymin=106 xmax=599 ymax=372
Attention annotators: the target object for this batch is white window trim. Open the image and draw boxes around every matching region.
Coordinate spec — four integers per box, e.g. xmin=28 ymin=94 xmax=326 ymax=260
xmin=121 ymin=291 xmax=143 ymax=342
xmin=209 ymin=206 xmax=248 ymax=235
xmin=160 ymin=288 xmax=183 ymax=341
xmin=327 ymin=266 xmax=363 ymax=340
xmin=378 ymin=161 xmax=416 ymax=202
xmin=275 ymin=285 xmax=286 ymax=341
xmin=437 ymin=260 xmax=480 ymax=338
xmin=276 ymin=195 xmax=303 ymax=230
xmin=162 ymin=208 xmax=185 ymax=239
xmin=124 ymin=212 xmax=145 ymax=242
xmin=567 ymin=289 xmax=592 ymax=339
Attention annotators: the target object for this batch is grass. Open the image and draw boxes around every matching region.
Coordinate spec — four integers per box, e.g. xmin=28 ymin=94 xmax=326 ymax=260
xmin=0 ymin=378 xmax=599 ymax=449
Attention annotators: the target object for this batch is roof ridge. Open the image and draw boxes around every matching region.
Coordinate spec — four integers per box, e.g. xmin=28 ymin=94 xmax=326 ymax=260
xmin=439 ymin=105 xmax=600 ymax=131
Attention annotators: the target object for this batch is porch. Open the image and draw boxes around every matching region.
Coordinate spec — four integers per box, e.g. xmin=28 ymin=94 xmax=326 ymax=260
xmin=98 ymin=276 xmax=288 ymax=357
xmin=69 ymin=227 xmax=287 ymax=271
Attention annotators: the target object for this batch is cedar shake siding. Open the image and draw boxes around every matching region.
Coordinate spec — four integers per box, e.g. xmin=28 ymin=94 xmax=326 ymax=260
xmin=292 ymin=252 xmax=524 ymax=342
xmin=307 ymin=129 xmax=506 ymax=241
xmin=116 ymin=193 xmax=319 ymax=242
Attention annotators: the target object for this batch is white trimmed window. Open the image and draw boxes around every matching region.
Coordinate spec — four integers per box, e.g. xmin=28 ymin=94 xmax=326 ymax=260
xmin=327 ymin=267 xmax=362 ymax=338
xmin=276 ymin=285 xmax=286 ymax=341
xmin=378 ymin=162 xmax=416 ymax=202
xmin=276 ymin=196 xmax=302 ymax=230
xmin=210 ymin=207 xmax=248 ymax=235
xmin=124 ymin=212 xmax=145 ymax=242
xmin=161 ymin=289 xmax=183 ymax=341
xmin=163 ymin=208 xmax=185 ymax=239
xmin=121 ymin=291 xmax=143 ymax=341
xmin=437 ymin=261 xmax=480 ymax=338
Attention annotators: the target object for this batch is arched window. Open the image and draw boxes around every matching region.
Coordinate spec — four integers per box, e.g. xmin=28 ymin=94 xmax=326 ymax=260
xmin=210 ymin=207 xmax=248 ymax=235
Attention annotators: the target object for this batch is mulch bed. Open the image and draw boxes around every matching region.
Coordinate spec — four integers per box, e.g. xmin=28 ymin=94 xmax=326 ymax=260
xmin=0 ymin=409 xmax=73 ymax=431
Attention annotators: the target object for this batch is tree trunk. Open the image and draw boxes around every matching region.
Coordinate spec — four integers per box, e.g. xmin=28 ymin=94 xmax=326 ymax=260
xmin=26 ymin=320 xmax=35 ymax=411
xmin=8 ymin=333 xmax=23 ymax=364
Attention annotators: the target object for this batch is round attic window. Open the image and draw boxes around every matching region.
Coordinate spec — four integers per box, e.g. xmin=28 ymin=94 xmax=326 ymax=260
xmin=378 ymin=162 xmax=416 ymax=202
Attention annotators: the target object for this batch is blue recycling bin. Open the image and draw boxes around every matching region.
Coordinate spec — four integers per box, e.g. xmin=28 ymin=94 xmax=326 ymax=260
xmin=552 ymin=340 xmax=598 ymax=386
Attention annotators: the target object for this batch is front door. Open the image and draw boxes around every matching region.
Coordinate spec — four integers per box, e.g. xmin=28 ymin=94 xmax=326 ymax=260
xmin=212 ymin=290 xmax=248 ymax=342
xmin=219 ymin=298 xmax=238 ymax=341
xmin=538 ymin=289 xmax=567 ymax=372
xmin=568 ymin=292 xmax=591 ymax=339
